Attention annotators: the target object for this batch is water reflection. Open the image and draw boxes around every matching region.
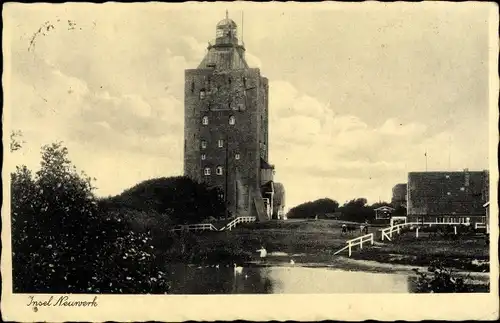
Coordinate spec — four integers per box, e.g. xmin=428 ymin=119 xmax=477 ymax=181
xmin=166 ymin=264 xmax=411 ymax=294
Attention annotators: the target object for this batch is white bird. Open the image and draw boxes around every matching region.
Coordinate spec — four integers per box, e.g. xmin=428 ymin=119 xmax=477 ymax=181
xmin=215 ymin=264 xmax=220 ymax=269
xmin=234 ymin=263 xmax=243 ymax=274
xmin=244 ymin=274 xmax=249 ymax=279
xmin=290 ymin=259 xmax=295 ymax=265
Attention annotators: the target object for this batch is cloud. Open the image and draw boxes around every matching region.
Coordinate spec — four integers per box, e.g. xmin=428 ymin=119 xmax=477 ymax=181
xmin=379 ymin=118 xmax=427 ymax=137
xmin=268 ymin=79 xmax=486 ymax=206
xmin=246 ymin=51 xmax=262 ymax=69
xmin=6 ymin=4 xmax=490 ymax=208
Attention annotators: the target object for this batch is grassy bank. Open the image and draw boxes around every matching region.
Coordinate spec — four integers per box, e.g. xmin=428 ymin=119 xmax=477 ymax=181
xmin=164 ymin=219 xmax=490 ymax=273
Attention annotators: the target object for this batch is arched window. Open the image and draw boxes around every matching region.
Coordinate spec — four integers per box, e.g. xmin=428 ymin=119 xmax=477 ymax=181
xmin=199 ymin=89 xmax=206 ymax=100
xmin=235 ymin=153 xmax=240 ymax=160
xmin=218 ymin=139 xmax=224 ymax=148
xmin=201 ymin=154 xmax=206 ymax=160
xmin=202 ymin=116 xmax=208 ymax=125
xmin=201 ymin=140 xmax=207 ymax=149
xmin=216 ymin=166 xmax=223 ymax=175
xmin=191 ymin=81 xmax=195 ymax=93
xmin=204 ymin=167 xmax=211 ymax=176
xmin=229 ymin=116 xmax=235 ymax=125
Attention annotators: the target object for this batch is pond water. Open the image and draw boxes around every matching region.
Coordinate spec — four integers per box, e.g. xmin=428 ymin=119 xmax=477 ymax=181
xmin=165 ymin=264 xmax=414 ymax=294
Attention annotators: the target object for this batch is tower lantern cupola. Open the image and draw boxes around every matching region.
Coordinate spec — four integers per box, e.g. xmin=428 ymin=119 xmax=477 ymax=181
xmin=215 ymin=10 xmax=238 ymax=45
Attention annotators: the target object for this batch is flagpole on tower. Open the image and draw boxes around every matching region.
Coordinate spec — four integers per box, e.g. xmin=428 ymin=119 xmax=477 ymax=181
xmin=241 ymin=10 xmax=244 ymax=46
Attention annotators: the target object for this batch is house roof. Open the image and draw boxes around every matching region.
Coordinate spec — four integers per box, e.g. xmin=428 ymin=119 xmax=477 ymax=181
xmin=407 ymin=171 xmax=488 ymax=216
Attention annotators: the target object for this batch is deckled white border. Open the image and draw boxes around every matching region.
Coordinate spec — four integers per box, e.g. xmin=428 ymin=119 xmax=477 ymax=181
xmin=2 ymin=1 xmax=499 ymax=321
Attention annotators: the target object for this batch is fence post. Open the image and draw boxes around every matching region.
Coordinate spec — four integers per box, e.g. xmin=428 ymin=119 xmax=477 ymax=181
xmin=416 ymin=227 xmax=419 ymax=238
xmin=360 ymin=238 xmax=363 ymax=249
xmin=454 ymin=226 xmax=457 ymax=235
xmin=348 ymin=242 xmax=352 ymax=257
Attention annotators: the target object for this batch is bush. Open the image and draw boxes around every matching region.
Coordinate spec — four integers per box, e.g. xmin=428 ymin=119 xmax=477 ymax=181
xmin=11 ymin=142 xmax=171 ymax=293
xmin=11 ymin=143 xmax=101 ymax=292
xmin=100 ymin=176 xmax=225 ymax=225
xmin=412 ymin=260 xmax=471 ymax=293
xmin=287 ymin=198 xmax=339 ymax=219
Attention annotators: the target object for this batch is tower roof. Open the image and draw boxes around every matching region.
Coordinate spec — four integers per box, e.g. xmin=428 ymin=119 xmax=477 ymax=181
xmin=217 ymin=10 xmax=237 ymax=29
xmin=216 ymin=18 xmax=237 ymax=29
xmin=197 ymin=11 xmax=248 ymax=70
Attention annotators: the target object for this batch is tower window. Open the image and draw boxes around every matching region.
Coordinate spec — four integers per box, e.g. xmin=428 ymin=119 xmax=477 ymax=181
xmin=229 ymin=116 xmax=235 ymax=125
xmin=191 ymin=81 xmax=195 ymax=93
xmin=201 ymin=154 xmax=206 ymax=160
xmin=202 ymin=116 xmax=209 ymax=125
xmin=216 ymin=166 xmax=223 ymax=175
xmin=242 ymin=77 xmax=246 ymax=87
xmin=238 ymin=103 xmax=245 ymax=111
xmin=199 ymin=89 xmax=206 ymax=100
xmin=201 ymin=140 xmax=207 ymax=149
xmin=228 ymin=77 xmax=232 ymax=85
xmin=204 ymin=168 xmax=211 ymax=176
xmin=235 ymin=153 xmax=240 ymax=160
xmin=218 ymin=139 xmax=224 ymax=148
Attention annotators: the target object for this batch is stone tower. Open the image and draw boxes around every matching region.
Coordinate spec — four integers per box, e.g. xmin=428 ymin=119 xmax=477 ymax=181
xmin=183 ymin=12 xmax=285 ymax=221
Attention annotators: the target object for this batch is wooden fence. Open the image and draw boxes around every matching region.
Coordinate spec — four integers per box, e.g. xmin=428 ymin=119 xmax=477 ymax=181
xmin=333 ymin=233 xmax=374 ymax=257
xmin=220 ymin=216 xmax=257 ymax=231
xmin=170 ymin=216 xmax=257 ymax=233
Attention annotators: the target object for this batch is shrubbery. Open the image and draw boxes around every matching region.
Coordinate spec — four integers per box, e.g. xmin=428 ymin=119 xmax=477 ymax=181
xmin=413 ymin=260 xmax=472 ymax=293
xmin=10 ymin=142 xmax=223 ymax=293
xmin=99 ymin=176 xmax=225 ymax=225
xmin=287 ymin=198 xmax=339 ymax=219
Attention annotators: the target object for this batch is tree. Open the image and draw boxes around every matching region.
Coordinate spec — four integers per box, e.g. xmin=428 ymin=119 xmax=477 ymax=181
xmin=287 ymin=198 xmax=339 ymax=219
xmin=11 ymin=142 xmax=101 ymax=292
xmin=11 ymin=142 xmax=173 ymax=293
xmin=101 ymin=176 xmax=225 ymax=225
xmin=338 ymin=198 xmax=375 ymax=222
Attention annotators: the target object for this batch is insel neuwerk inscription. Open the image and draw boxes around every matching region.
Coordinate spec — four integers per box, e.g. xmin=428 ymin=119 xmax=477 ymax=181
xmin=27 ymin=296 xmax=98 ymax=309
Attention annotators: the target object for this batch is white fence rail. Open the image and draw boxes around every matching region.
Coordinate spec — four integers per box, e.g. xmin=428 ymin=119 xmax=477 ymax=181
xmin=475 ymin=222 xmax=487 ymax=229
xmin=169 ymin=216 xmax=257 ymax=233
xmin=333 ymin=233 xmax=374 ymax=257
xmin=380 ymin=221 xmax=485 ymax=241
xmin=220 ymin=216 xmax=256 ymax=231
xmin=170 ymin=223 xmax=218 ymax=233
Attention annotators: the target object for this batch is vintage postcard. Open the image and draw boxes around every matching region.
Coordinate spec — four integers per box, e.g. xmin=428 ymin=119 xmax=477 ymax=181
xmin=2 ymin=1 xmax=499 ymax=321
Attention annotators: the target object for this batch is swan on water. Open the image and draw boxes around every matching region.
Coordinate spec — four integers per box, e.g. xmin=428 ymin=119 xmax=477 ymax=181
xmin=290 ymin=259 xmax=295 ymax=265
xmin=234 ymin=264 xmax=243 ymax=274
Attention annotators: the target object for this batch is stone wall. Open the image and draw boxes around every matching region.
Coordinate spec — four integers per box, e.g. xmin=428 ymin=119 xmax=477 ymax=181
xmin=184 ymin=67 xmax=268 ymax=216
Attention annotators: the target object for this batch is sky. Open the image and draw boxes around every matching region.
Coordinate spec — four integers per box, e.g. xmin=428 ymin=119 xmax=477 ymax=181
xmin=4 ymin=2 xmax=496 ymax=210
